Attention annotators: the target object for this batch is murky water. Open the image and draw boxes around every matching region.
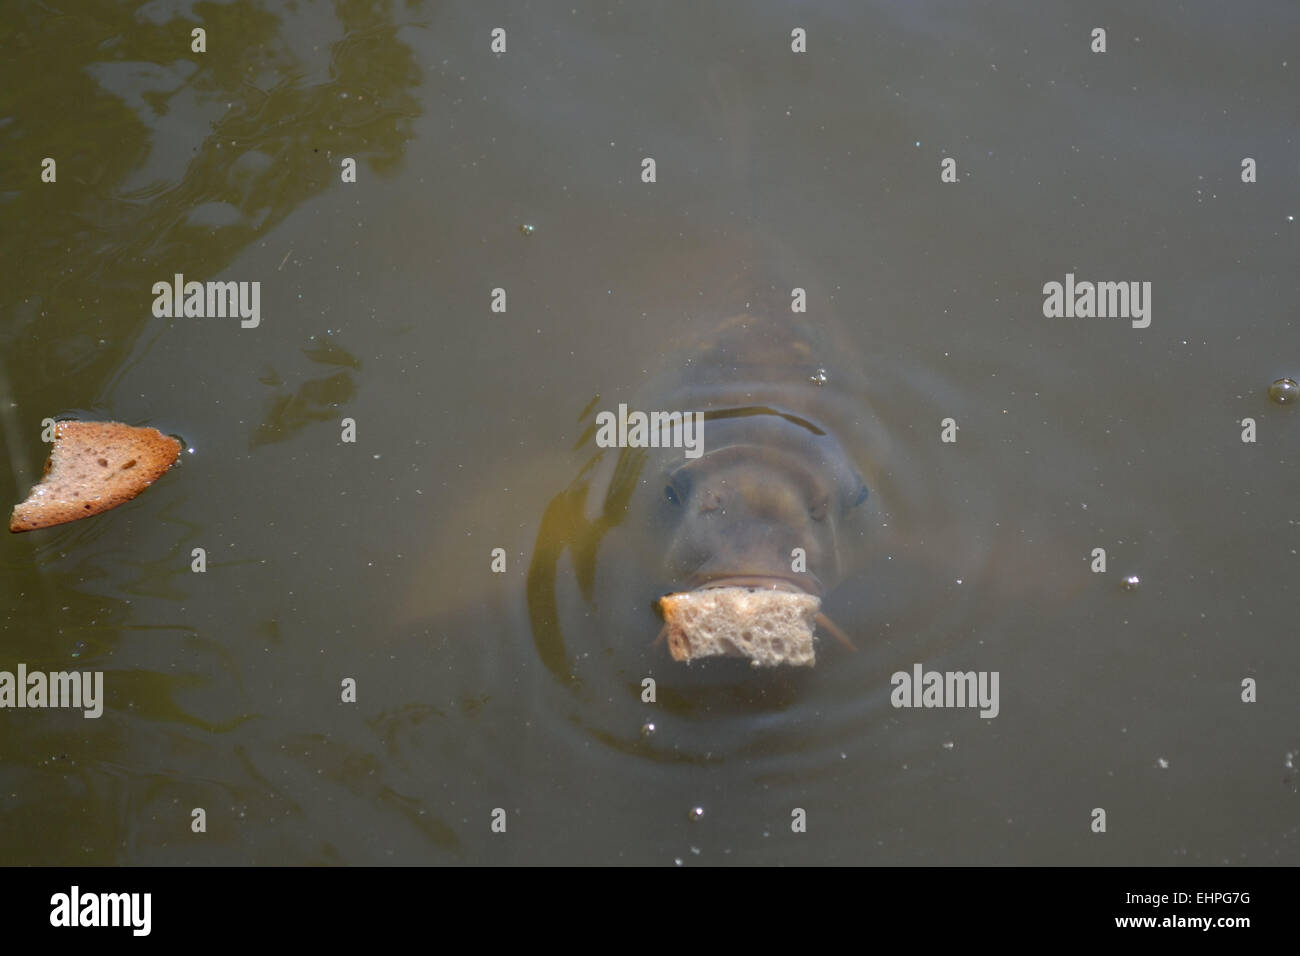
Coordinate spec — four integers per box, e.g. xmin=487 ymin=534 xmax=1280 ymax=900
xmin=1 ymin=1 xmax=1296 ymax=865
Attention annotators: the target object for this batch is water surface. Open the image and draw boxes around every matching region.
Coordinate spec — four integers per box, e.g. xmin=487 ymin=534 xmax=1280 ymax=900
xmin=1 ymin=0 xmax=1296 ymax=865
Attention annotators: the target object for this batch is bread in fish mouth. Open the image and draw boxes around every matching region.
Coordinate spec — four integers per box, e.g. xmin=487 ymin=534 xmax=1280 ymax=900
xmin=657 ymin=586 xmax=822 ymax=667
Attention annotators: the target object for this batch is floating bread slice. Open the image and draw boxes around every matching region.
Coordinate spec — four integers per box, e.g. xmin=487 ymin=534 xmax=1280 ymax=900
xmin=9 ymin=421 xmax=181 ymax=532
xmin=659 ymin=587 xmax=821 ymax=667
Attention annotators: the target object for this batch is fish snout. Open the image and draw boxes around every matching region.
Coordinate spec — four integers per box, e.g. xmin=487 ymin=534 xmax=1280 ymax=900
xmin=687 ymin=571 xmax=824 ymax=597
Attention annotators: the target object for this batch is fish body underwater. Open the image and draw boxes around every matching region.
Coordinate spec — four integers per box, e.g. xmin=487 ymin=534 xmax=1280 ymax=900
xmin=526 ymin=259 xmax=890 ymax=676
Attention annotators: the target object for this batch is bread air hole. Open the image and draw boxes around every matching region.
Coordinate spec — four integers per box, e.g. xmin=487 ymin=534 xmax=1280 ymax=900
xmin=98 ymin=458 xmax=108 ymax=467
xmin=121 ymin=459 xmax=137 ymax=470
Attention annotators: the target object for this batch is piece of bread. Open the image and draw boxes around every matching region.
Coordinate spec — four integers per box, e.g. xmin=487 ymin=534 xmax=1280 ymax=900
xmin=659 ymin=587 xmax=821 ymax=667
xmin=9 ymin=421 xmax=181 ymax=532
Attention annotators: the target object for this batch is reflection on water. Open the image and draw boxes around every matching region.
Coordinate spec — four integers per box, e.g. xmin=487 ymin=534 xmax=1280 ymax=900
xmin=252 ymin=367 xmax=358 ymax=447
xmin=527 ymin=439 xmax=646 ymax=683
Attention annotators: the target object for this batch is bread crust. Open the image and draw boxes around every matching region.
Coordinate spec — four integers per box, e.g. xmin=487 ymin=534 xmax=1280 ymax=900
xmin=9 ymin=421 xmax=181 ymax=532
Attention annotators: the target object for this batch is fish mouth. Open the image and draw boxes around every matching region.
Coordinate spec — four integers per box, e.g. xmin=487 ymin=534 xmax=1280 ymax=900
xmin=686 ymin=572 xmax=823 ymax=597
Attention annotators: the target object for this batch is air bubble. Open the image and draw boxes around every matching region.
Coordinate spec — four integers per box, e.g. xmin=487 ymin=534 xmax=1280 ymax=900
xmin=1121 ymin=574 xmax=1140 ymax=591
xmin=1268 ymin=377 xmax=1298 ymax=404
xmin=809 ymin=368 xmax=828 ymax=386
xmin=688 ymin=806 xmax=704 ymax=822
xmin=640 ymin=722 xmax=656 ymax=738
xmin=519 ymin=223 xmax=536 ymax=237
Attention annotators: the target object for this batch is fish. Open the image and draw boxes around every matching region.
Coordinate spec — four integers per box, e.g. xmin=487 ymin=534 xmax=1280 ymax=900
xmin=526 ymin=251 xmax=887 ymax=673
xmin=522 ymin=66 xmax=887 ymax=673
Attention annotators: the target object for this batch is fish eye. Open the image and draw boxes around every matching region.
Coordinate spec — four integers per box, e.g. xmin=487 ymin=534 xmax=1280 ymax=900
xmin=665 ymin=467 xmax=693 ymax=505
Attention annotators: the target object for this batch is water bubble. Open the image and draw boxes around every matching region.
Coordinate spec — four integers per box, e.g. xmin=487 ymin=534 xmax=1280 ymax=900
xmin=1156 ymin=757 xmax=1169 ymax=769
xmin=519 ymin=223 xmax=536 ymax=237
xmin=942 ymin=740 xmax=954 ymax=750
xmin=809 ymin=368 xmax=828 ymax=386
xmin=640 ymin=722 xmax=656 ymax=738
xmin=1121 ymin=574 xmax=1140 ymax=591
xmin=1268 ymin=377 xmax=1298 ymax=404
xmin=688 ymin=806 xmax=704 ymax=822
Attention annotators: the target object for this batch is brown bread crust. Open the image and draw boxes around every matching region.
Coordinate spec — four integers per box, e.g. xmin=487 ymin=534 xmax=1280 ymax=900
xmin=9 ymin=421 xmax=181 ymax=532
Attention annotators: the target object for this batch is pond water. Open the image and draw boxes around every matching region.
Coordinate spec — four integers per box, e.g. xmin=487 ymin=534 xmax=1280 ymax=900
xmin=1 ymin=0 xmax=1296 ymax=864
